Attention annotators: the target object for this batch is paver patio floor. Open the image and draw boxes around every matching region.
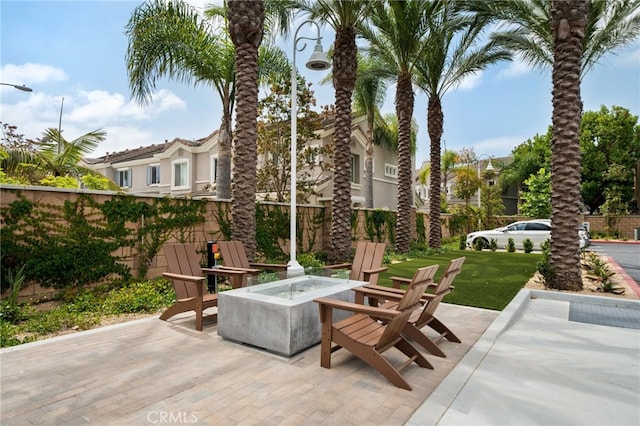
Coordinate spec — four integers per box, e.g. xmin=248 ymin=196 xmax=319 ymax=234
xmin=0 ymin=303 xmax=497 ymax=425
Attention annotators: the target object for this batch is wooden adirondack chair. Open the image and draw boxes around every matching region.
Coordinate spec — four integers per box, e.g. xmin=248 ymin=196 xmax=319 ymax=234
xmin=217 ymin=240 xmax=288 ymax=286
xmin=160 ymin=243 xmax=248 ymax=331
xmin=323 ymin=241 xmax=388 ymax=285
xmin=354 ymin=257 xmax=466 ymax=357
xmin=314 ymin=265 xmax=439 ymax=391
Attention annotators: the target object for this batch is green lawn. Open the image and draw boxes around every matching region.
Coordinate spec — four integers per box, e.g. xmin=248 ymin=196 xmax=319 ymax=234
xmin=379 ymin=250 xmax=541 ymax=311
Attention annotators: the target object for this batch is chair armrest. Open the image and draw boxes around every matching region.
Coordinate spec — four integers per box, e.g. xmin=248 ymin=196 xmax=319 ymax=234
xmin=250 ymin=262 xmax=289 ymax=271
xmin=362 ymin=266 xmax=388 ymax=275
xmin=361 ymin=284 xmax=435 ymax=304
xmin=212 ymin=265 xmax=261 ymax=275
xmin=314 ymin=297 xmax=398 ymax=320
xmin=390 ymin=276 xmax=411 ymax=289
xmin=323 ymin=262 xmax=352 ymax=271
xmin=162 ymin=272 xmax=206 ymax=282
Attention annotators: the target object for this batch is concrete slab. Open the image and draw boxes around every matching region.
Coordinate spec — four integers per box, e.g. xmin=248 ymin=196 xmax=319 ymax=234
xmin=408 ymin=289 xmax=640 ymax=426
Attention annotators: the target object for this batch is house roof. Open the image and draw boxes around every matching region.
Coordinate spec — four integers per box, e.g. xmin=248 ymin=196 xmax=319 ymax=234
xmin=84 ymin=131 xmax=217 ymax=165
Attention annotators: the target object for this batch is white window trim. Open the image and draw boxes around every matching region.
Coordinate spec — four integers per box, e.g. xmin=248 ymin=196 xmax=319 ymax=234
xmin=384 ymin=163 xmax=398 ymax=178
xmin=147 ymin=163 xmax=160 ymax=186
xmin=116 ymin=167 xmax=131 ymax=188
xmin=172 ymin=159 xmax=190 ymax=190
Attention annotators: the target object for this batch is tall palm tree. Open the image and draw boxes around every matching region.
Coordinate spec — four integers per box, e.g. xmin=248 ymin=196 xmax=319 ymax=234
xmin=300 ymin=0 xmax=373 ymax=263
xmin=361 ymin=0 xmax=436 ymax=254
xmin=471 ymin=0 xmax=640 ymax=79
xmin=470 ymin=0 xmax=640 ymax=290
xmin=549 ymin=0 xmax=588 ymax=290
xmin=125 ymin=0 xmax=236 ymax=199
xmin=352 ymin=54 xmax=388 ymax=209
xmin=228 ymin=0 xmax=265 ymax=261
xmin=414 ymin=0 xmax=510 ymax=249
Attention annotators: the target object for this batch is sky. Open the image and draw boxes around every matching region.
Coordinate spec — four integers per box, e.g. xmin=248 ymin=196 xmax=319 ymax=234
xmin=1 ymin=0 xmax=639 ymax=166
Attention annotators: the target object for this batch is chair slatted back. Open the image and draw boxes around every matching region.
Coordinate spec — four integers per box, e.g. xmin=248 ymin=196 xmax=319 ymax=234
xmin=218 ymin=241 xmax=251 ymax=269
xmin=419 ymin=257 xmax=465 ymax=319
xmin=350 ymin=242 xmax=386 ymax=284
xmin=164 ymin=243 xmax=204 ymax=300
xmin=376 ymin=265 xmax=438 ymax=350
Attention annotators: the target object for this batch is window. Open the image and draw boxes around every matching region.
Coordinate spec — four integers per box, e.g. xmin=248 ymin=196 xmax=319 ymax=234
xmin=147 ymin=164 xmax=160 ymax=185
xmin=306 ymin=144 xmax=320 ymax=164
xmin=172 ymin=159 xmax=189 ymax=189
xmin=384 ymin=163 xmax=398 ymax=178
xmin=526 ymin=222 xmax=551 ymax=231
xmin=211 ymin=156 xmax=218 ymax=183
xmin=351 ymin=154 xmax=360 ymax=184
xmin=115 ymin=168 xmax=131 ymax=188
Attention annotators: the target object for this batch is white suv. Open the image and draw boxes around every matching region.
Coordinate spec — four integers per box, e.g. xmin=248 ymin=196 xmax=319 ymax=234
xmin=466 ymin=219 xmax=552 ymax=250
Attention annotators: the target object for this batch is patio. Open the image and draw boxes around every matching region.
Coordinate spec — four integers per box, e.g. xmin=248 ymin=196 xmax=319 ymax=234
xmin=0 ymin=303 xmax=496 ymax=425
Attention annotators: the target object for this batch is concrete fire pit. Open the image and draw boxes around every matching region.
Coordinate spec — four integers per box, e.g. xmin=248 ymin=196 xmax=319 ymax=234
xmin=217 ymin=275 xmax=364 ymax=357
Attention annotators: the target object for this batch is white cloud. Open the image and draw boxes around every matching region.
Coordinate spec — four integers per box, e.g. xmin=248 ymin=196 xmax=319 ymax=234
xmin=92 ymin=125 xmax=159 ymax=157
xmin=470 ymin=135 xmax=528 ymax=157
xmin=1 ymin=63 xmax=67 ymax=85
xmin=455 ymin=72 xmax=483 ymax=91
xmin=618 ymin=46 xmax=640 ymax=67
xmin=498 ymin=54 xmax=533 ymax=79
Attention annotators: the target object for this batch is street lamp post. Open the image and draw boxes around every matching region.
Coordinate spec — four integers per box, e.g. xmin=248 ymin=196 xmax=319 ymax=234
xmin=476 ymin=155 xmax=494 ymax=208
xmin=288 ymin=20 xmax=331 ymax=277
xmin=0 ymin=82 xmax=33 ymax=92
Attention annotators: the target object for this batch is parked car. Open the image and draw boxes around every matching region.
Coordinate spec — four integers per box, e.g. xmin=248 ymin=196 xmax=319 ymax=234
xmin=466 ymin=219 xmax=552 ymax=250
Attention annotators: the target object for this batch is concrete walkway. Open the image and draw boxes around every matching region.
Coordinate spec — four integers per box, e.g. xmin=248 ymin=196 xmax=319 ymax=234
xmin=0 ymin=303 xmax=497 ymax=425
xmin=408 ymin=289 xmax=640 ymax=426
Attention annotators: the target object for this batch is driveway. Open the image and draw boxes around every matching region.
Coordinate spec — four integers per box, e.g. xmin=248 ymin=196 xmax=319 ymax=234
xmin=589 ymin=241 xmax=640 ymax=286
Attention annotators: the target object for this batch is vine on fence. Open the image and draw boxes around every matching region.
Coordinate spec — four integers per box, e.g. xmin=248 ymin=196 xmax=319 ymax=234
xmin=1 ymin=193 xmax=130 ymax=288
xmin=1 ymin=192 xmax=207 ymax=288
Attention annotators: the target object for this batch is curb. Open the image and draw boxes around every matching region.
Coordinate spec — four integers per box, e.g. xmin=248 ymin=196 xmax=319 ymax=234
xmin=591 ymin=239 xmax=640 ymax=245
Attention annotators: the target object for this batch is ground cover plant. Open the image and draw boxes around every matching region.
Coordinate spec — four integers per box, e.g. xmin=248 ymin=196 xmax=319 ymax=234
xmin=1 ymin=278 xmax=175 ymax=348
xmin=378 ymin=250 xmax=540 ymax=311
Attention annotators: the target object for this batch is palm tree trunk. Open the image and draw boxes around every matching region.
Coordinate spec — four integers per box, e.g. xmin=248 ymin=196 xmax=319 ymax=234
xmin=549 ymin=0 xmax=587 ymax=290
xmin=228 ymin=0 xmax=264 ymax=261
xmin=329 ymin=26 xmax=357 ymax=264
xmin=428 ymin=95 xmax=444 ymax=248
xmin=364 ymin=111 xmax=374 ymax=209
xmin=216 ymin=112 xmax=232 ymax=200
xmin=395 ymin=72 xmax=414 ymax=254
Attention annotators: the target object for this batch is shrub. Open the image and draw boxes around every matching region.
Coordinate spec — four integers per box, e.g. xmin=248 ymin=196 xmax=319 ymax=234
xmin=0 ymin=264 xmax=27 ymax=323
xmin=507 ymin=238 xmax=516 ymax=253
xmin=523 ymin=239 xmax=534 ymax=253
xmin=489 ymin=238 xmax=498 ymax=252
xmin=473 ymin=238 xmax=485 ymax=251
xmin=102 ymin=279 xmax=174 ymax=314
xmin=582 ymin=252 xmax=624 ymax=294
xmin=459 ymin=235 xmax=466 ymax=250
xmin=536 ymin=240 xmax=554 ymax=286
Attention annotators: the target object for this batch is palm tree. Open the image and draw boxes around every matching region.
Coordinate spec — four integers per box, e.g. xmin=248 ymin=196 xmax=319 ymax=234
xmin=125 ymin=0 xmax=236 ymax=199
xmin=228 ymin=0 xmax=265 ymax=261
xmin=414 ymin=1 xmax=510 ymax=249
xmin=352 ymin=54 xmax=388 ymax=208
xmin=361 ymin=0 xmax=438 ymax=253
xmin=548 ymin=0 xmax=588 ymax=290
xmin=300 ymin=0 xmax=373 ymax=263
xmin=470 ymin=0 xmax=640 ymax=79
xmin=470 ymin=0 xmax=640 ymax=290
xmin=1 ymin=128 xmax=107 ymax=184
